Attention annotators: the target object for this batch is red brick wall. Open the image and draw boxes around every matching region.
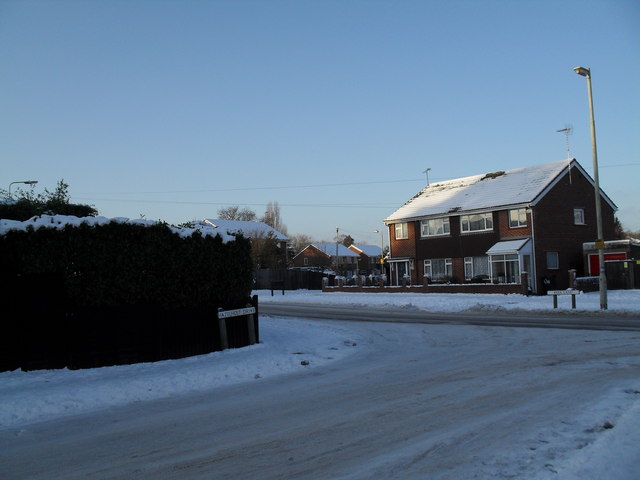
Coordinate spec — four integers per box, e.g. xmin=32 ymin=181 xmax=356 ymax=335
xmin=497 ymin=210 xmax=532 ymax=238
xmin=532 ymin=169 xmax=616 ymax=290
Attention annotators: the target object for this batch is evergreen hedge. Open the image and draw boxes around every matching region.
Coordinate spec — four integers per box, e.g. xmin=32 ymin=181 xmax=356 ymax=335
xmin=0 ymin=217 xmax=255 ymax=371
xmin=1 ymin=219 xmax=253 ymax=309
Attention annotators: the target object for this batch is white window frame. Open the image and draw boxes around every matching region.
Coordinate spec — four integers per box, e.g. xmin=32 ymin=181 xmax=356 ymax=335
xmin=490 ymin=254 xmax=521 ymax=284
xmin=461 ymin=213 xmax=494 ymax=233
xmin=423 ymin=258 xmax=452 ymax=282
xmin=395 ymin=223 xmax=408 ymax=240
xmin=424 ymin=259 xmax=432 ymax=278
xmin=464 ymin=256 xmax=490 ymax=281
xmin=509 ymin=208 xmax=528 ymax=228
xmin=574 ymin=208 xmax=585 ymax=225
xmin=420 ymin=217 xmax=450 ymax=237
xmin=464 ymin=257 xmax=472 ymax=280
xmin=546 ymin=252 xmax=559 ymax=270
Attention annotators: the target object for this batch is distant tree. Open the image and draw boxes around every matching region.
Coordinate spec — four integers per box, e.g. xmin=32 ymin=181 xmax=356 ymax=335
xmin=261 ymin=201 xmax=287 ymax=235
xmin=251 ymin=232 xmax=287 ymax=269
xmin=0 ymin=179 xmax=98 ymax=221
xmin=289 ymin=233 xmax=314 ymax=255
xmin=617 ymin=217 xmax=640 ymax=240
xmin=613 ymin=217 xmax=625 ymax=240
xmin=216 ymin=205 xmax=257 ymax=221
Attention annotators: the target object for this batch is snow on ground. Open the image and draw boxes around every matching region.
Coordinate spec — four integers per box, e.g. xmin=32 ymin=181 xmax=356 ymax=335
xmin=257 ymin=288 xmax=640 ymax=313
xmin=0 ymin=317 xmax=363 ymax=429
xmin=1 ymin=289 xmax=639 ymax=478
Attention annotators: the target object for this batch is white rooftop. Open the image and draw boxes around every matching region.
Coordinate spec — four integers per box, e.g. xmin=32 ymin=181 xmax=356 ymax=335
xmin=385 ymin=159 xmax=585 ymax=223
xmin=312 ymin=242 xmax=360 ymax=257
xmin=203 ymin=219 xmax=289 ymax=241
xmin=350 ymin=244 xmax=382 ymax=257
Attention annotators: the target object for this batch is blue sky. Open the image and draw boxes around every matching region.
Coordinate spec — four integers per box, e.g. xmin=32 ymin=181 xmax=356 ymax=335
xmin=2 ymin=0 xmax=639 ymax=245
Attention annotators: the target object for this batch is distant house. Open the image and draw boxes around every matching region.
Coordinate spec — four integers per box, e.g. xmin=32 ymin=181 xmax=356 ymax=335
xmin=383 ymin=159 xmax=617 ymax=292
xmin=292 ymin=242 xmax=360 ymax=274
xmin=292 ymin=242 xmax=383 ymax=275
xmin=348 ymin=244 xmax=383 ymax=273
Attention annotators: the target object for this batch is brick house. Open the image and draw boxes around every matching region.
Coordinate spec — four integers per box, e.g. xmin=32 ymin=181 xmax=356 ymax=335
xmin=383 ymin=159 xmax=617 ymax=293
xmin=348 ymin=244 xmax=383 ymax=274
xmin=292 ymin=243 xmax=360 ymax=274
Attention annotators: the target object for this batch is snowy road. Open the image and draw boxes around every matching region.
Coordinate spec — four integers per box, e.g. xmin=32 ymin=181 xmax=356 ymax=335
xmin=261 ymin=302 xmax=640 ymax=331
xmin=2 ymin=317 xmax=639 ymax=479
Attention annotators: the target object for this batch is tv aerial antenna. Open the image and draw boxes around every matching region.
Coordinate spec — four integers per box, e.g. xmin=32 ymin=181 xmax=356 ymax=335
xmin=557 ymin=124 xmax=573 ymax=183
xmin=423 ymin=168 xmax=432 ymax=186
xmin=556 ymin=124 xmax=573 ymax=159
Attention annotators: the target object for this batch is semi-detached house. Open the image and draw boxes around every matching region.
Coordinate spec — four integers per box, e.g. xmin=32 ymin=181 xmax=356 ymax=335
xmin=383 ymin=159 xmax=617 ymax=293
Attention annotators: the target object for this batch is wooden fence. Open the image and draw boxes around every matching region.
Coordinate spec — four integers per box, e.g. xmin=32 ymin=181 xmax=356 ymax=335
xmin=255 ymin=268 xmax=329 ymax=290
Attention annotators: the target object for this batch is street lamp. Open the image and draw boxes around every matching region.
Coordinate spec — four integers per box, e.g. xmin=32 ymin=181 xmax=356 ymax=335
xmin=373 ymin=229 xmax=384 ymax=269
xmin=8 ymin=180 xmax=38 ymax=198
xmin=573 ymin=66 xmax=607 ymax=309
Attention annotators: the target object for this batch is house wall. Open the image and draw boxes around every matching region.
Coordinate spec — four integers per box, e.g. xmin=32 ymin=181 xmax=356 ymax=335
xmin=532 ymin=169 xmax=616 ymax=291
xmin=292 ymin=246 xmax=331 ymax=269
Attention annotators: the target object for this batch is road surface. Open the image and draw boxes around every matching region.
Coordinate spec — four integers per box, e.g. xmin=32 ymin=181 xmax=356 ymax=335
xmin=262 ymin=302 xmax=640 ymax=331
xmin=2 ymin=313 xmax=639 ymax=479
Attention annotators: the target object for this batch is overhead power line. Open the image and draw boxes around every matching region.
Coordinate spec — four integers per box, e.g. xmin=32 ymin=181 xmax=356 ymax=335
xmin=73 ymin=197 xmax=399 ymax=209
xmin=77 ymin=178 xmax=425 ymax=196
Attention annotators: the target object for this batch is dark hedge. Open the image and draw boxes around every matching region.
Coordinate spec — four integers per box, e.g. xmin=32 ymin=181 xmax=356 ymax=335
xmin=0 ymin=221 xmax=253 ymax=310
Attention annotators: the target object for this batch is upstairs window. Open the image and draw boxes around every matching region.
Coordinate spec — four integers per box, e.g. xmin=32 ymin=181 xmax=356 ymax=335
xmin=420 ymin=217 xmax=450 ymax=237
xmin=509 ymin=208 xmax=528 ymax=228
xmin=395 ymin=222 xmax=408 ymax=240
xmin=461 ymin=213 xmax=493 ymax=233
xmin=574 ymin=208 xmax=585 ymax=225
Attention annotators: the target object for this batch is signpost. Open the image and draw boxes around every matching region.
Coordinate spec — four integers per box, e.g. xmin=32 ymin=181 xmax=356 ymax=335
xmin=547 ymin=289 xmax=580 ymax=309
xmin=217 ymin=306 xmax=257 ymax=349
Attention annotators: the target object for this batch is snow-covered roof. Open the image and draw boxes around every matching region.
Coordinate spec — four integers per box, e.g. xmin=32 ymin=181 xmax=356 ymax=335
xmin=0 ymin=215 xmax=235 ymax=241
xmin=203 ymin=219 xmax=289 ymax=241
xmin=312 ymin=242 xmax=360 ymax=257
xmin=349 ymin=244 xmax=382 ymax=257
xmin=384 ymin=159 xmax=615 ymax=223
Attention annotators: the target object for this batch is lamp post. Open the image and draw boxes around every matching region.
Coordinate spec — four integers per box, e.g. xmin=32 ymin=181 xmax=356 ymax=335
xmin=373 ymin=229 xmax=384 ymax=270
xmin=8 ymin=180 xmax=38 ymax=198
xmin=573 ymin=66 xmax=607 ymax=310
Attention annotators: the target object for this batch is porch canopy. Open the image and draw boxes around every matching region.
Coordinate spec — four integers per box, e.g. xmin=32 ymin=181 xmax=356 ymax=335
xmin=486 ymin=238 xmax=530 ymax=255
xmin=486 ymin=238 xmax=532 ymax=285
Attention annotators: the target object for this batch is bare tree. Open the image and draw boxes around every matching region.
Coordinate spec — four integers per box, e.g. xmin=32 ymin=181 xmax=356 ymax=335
xmin=289 ymin=233 xmax=314 ymax=255
xmin=216 ymin=205 xmax=257 ymax=221
xmin=261 ymin=201 xmax=287 ymax=234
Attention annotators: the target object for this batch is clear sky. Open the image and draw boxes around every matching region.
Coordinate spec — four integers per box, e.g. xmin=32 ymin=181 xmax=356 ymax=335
xmin=2 ymin=0 xmax=639 ymax=246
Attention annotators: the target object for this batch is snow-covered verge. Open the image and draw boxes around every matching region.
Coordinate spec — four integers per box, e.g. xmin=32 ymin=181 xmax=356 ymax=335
xmin=0 ymin=317 xmax=363 ymax=429
xmin=257 ymin=288 xmax=640 ymax=313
